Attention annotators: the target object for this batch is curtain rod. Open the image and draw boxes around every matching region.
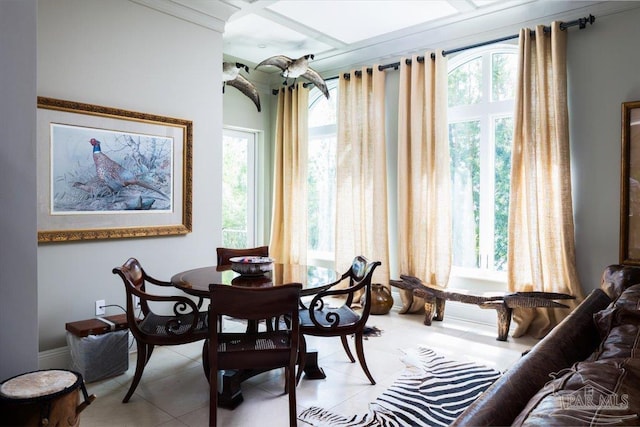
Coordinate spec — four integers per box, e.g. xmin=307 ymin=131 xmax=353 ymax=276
xmin=336 ymin=14 xmax=595 ymax=80
xmin=272 ymin=14 xmax=595 ymax=94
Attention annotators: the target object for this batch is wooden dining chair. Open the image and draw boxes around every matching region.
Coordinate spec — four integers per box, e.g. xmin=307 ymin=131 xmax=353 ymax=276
xmin=208 ymin=283 xmax=301 ymax=427
xmin=216 ymin=245 xmax=272 ymax=332
xmin=297 ymin=256 xmax=381 ymax=385
xmin=216 ymin=245 xmax=269 ymax=266
xmin=112 ymin=258 xmax=209 ymax=403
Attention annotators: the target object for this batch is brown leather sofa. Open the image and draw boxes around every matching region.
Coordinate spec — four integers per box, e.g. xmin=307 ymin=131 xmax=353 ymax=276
xmin=453 ymin=264 xmax=640 ymax=426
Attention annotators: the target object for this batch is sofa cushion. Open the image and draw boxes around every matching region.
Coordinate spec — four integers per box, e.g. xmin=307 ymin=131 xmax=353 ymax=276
xmin=512 ymin=359 xmax=640 ymax=426
xmin=591 ymin=307 xmax=640 ymax=360
xmin=589 ymin=284 xmax=640 ymax=360
xmin=611 ymin=283 xmax=640 ymax=311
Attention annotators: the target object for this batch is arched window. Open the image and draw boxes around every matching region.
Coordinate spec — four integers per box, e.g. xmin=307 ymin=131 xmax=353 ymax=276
xmin=307 ymin=82 xmax=338 ymax=262
xmin=448 ymin=45 xmax=518 ymax=276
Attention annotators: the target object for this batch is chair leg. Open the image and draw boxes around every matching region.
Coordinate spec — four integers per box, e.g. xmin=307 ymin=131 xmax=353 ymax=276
xmin=209 ymin=363 xmax=218 ymax=427
xmin=296 ymin=335 xmax=307 ymax=385
xmin=287 ymin=366 xmax=297 ymax=427
xmin=146 ymin=344 xmax=155 ymax=363
xmin=123 ymin=341 xmax=150 ymax=403
xmin=354 ymin=332 xmax=375 ymax=385
xmin=340 ymin=335 xmax=356 ymax=363
xmin=245 ymin=320 xmax=259 ymax=334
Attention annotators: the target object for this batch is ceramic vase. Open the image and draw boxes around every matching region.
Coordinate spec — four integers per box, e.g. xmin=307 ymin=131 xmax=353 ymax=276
xmin=369 ymin=283 xmax=393 ymax=315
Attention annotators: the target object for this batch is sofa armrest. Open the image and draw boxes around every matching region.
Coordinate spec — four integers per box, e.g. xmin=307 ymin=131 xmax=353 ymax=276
xmin=452 ymin=288 xmax=611 ymax=426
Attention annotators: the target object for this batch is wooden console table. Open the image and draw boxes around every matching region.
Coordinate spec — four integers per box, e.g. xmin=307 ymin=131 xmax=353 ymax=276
xmin=390 ymin=275 xmax=575 ymax=341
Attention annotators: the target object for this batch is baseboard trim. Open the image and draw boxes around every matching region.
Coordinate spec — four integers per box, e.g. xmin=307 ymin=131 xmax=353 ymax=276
xmin=38 ymin=346 xmax=71 ymax=370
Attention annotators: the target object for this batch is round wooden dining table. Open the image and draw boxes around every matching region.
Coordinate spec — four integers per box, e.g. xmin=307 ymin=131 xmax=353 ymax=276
xmin=171 ymin=263 xmax=339 ymax=297
xmin=170 ymin=263 xmax=339 ymax=409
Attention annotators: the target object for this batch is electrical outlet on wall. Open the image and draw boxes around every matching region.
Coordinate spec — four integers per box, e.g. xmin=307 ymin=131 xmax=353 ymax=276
xmin=95 ymin=299 xmax=105 ymax=316
xmin=133 ymin=295 xmax=140 ymax=308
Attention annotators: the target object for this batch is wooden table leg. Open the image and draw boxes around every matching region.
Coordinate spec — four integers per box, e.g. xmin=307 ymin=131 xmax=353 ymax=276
xmin=301 ymin=349 xmax=326 ymax=380
xmin=204 ymin=338 xmax=326 ymax=409
xmin=217 ymin=370 xmax=246 ymax=409
xmin=203 ymin=339 xmax=248 ymax=409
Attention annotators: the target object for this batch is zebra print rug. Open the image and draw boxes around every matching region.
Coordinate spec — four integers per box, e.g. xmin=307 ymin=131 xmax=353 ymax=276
xmin=298 ymin=347 xmax=501 ymax=427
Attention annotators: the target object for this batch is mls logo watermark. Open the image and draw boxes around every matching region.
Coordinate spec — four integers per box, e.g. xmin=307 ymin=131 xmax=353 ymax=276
xmin=546 ymin=370 xmax=637 ymax=425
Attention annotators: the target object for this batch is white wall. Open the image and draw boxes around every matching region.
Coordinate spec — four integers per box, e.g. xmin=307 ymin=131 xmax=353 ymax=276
xmin=569 ymin=9 xmax=640 ymax=293
xmin=37 ymin=0 xmax=224 ymax=352
xmin=0 ymin=0 xmax=39 ymax=379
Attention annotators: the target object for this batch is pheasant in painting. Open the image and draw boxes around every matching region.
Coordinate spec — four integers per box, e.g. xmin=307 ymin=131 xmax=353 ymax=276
xmin=89 ymin=138 xmax=169 ymax=200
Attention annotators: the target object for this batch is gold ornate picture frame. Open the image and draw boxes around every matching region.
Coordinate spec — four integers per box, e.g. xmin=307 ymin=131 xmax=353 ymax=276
xmin=37 ymin=97 xmax=192 ymax=242
xmin=620 ymin=100 xmax=640 ymax=264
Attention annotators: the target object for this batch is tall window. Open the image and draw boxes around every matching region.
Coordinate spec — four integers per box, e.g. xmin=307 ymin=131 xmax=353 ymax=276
xmin=307 ymin=83 xmax=338 ymax=261
xmin=448 ymin=46 xmax=517 ymax=274
xmin=222 ymin=128 xmax=257 ymax=248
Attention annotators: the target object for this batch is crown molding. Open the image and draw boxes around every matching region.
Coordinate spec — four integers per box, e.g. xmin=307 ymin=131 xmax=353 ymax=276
xmin=129 ymin=0 xmax=237 ymax=33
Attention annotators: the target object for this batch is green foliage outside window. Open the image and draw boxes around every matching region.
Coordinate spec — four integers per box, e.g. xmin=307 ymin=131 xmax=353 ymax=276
xmin=492 ymin=53 xmax=517 ymax=102
xmin=494 ymin=116 xmax=513 ymax=271
xmin=449 ymin=121 xmax=480 ymax=268
xmin=222 ymin=135 xmax=248 ymax=248
xmin=448 ymin=48 xmax=516 ymax=272
xmin=307 ymin=85 xmax=338 ymax=256
xmin=307 ymin=136 xmax=336 ymax=252
xmin=448 ymin=57 xmax=482 ymax=107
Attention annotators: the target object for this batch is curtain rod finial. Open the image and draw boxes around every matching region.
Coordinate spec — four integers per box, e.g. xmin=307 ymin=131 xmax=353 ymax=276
xmin=578 ymin=14 xmax=596 ymax=29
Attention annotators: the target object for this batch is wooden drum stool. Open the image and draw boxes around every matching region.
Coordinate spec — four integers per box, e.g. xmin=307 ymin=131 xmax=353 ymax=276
xmin=0 ymin=369 xmax=95 ymax=427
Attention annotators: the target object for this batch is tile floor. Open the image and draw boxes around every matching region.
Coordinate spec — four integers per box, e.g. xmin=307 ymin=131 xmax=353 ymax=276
xmin=80 ymin=309 xmax=538 ymax=427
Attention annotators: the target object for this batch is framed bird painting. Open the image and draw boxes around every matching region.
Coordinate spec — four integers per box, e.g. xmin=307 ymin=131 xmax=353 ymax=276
xmin=36 ymin=97 xmax=192 ymax=242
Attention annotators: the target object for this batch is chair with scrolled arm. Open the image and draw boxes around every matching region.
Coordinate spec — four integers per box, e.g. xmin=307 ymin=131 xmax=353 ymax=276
xmin=112 ymin=258 xmax=209 ymax=403
xmin=297 ymin=255 xmax=382 ymax=385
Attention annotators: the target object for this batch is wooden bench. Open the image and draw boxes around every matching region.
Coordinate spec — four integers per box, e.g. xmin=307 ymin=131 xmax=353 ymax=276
xmin=390 ymin=275 xmax=574 ymax=341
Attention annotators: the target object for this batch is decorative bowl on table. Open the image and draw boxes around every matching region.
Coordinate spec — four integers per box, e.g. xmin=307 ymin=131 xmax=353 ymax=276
xmin=229 ymin=256 xmax=275 ymax=276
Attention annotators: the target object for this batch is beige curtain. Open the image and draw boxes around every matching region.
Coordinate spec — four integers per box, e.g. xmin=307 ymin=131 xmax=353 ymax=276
xmin=335 ymin=66 xmax=390 ymax=287
xmin=508 ymin=22 xmax=584 ymax=338
xmin=269 ymin=84 xmax=309 ymax=265
xmin=397 ymin=52 xmax=452 ymax=313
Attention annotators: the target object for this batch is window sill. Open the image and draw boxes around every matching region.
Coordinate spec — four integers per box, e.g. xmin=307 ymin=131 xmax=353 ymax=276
xmin=306 ymin=251 xmax=335 ymax=269
xmin=449 ymin=266 xmax=507 ymax=292
xmin=451 ymin=266 xmax=506 ymax=282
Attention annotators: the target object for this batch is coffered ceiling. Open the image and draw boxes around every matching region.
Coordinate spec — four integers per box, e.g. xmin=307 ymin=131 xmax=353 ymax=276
xmin=134 ymin=0 xmax=640 ymax=77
